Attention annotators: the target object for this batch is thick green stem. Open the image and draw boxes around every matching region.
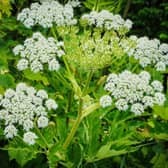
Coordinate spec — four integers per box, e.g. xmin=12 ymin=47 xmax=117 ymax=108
xmin=63 ymin=99 xmax=83 ymax=149
xmin=82 ymin=70 xmax=94 ymax=96
xmin=63 ymin=102 xmax=100 ymax=149
xmin=63 ymin=114 xmax=82 ymax=149
xmin=62 ymin=56 xmax=71 ymax=75
xmin=63 ymin=70 xmax=97 ymax=149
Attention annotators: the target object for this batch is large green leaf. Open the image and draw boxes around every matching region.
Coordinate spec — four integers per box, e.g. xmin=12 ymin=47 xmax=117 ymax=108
xmin=67 ymin=143 xmax=84 ymax=167
xmin=47 ymin=143 xmax=65 ymax=168
xmin=153 ymin=105 xmax=168 ymax=120
xmin=83 ymin=0 xmax=123 ymax=12
xmin=88 ymin=139 xmax=139 ymax=162
xmin=0 ymin=74 xmax=15 ymax=89
xmin=0 ymin=57 xmax=8 ymax=71
xmin=55 ymin=117 xmax=67 ymax=141
xmin=151 ymin=153 xmax=168 ymax=168
xmin=148 ymin=119 xmax=168 ymax=141
xmin=5 ymin=138 xmax=38 ymax=167
xmin=24 ymin=69 xmax=49 ymax=86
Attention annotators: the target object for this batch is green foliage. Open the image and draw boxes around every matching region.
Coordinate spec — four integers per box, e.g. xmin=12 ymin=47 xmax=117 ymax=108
xmin=5 ymin=138 xmax=38 ymax=166
xmin=23 ymin=69 xmax=49 ymax=86
xmin=0 ymin=74 xmax=15 ymax=90
xmin=148 ymin=119 xmax=168 ymax=141
xmin=0 ymin=0 xmax=11 ymax=19
xmin=153 ymin=105 xmax=168 ymax=120
xmin=127 ymin=0 xmax=168 ymax=42
xmin=83 ymin=0 xmax=124 ymax=13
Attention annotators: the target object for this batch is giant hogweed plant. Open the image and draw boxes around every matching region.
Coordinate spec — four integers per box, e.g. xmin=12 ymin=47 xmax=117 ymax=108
xmin=0 ymin=0 xmax=168 ymax=167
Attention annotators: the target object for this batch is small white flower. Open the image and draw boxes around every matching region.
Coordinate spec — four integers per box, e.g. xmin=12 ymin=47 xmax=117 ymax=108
xmin=16 ymin=83 xmax=27 ymax=92
xmin=100 ymin=95 xmax=112 ymax=108
xmin=0 ymin=110 xmax=8 ymax=120
xmin=30 ymin=60 xmax=43 ymax=73
xmin=151 ymin=81 xmax=163 ymax=92
xmin=115 ymin=99 xmax=128 ymax=111
xmin=13 ymin=45 xmax=24 ymax=55
xmin=17 ymin=59 xmax=29 ymax=71
xmin=159 ymin=43 xmax=168 ymax=53
xmin=139 ymin=57 xmax=151 ymax=67
xmin=36 ymin=90 xmax=48 ymax=99
xmin=56 ymin=41 xmax=64 ymax=47
xmin=155 ymin=62 xmax=166 ymax=71
xmin=1 ymin=98 xmax=11 ymax=109
xmin=57 ymin=50 xmax=65 ymax=57
xmin=23 ymin=18 xmax=34 ymax=28
xmin=142 ymin=96 xmax=154 ymax=107
xmin=4 ymin=125 xmax=18 ymax=139
xmin=131 ymin=103 xmax=144 ymax=115
xmin=32 ymin=96 xmax=43 ymax=106
xmin=154 ymin=93 xmax=165 ymax=105
xmin=23 ymin=119 xmax=34 ymax=131
xmin=26 ymin=86 xmax=36 ymax=96
xmin=37 ymin=116 xmax=49 ymax=128
xmin=139 ymin=71 xmax=151 ymax=82
xmin=130 ymin=35 xmax=138 ymax=41
xmin=4 ymin=89 xmax=15 ymax=99
xmin=106 ymin=73 xmax=118 ymax=83
xmin=48 ymin=59 xmax=60 ymax=71
xmin=45 ymin=99 xmax=58 ymax=110
xmin=23 ymin=131 xmax=38 ymax=145
xmin=104 ymin=82 xmax=115 ymax=92
xmin=145 ymin=86 xmax=154 ymax=95
xmin=124 ymin=19 xmax=133 ymax=29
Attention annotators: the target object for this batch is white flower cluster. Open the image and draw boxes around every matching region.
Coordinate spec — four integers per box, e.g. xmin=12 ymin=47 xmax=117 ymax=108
xmin=100 ymin=70 xmax=165 ymax=115
xmin=127 ymin=36 xmax=168 ymax=71
xmin=17 ymin=1 xmax=77 ymax=28
xmin=0 ymin=83 xmax=58 ymax=145
xmin=13 ymin=32 xmax=64 ymax=73
xmin=81 ymin=10 xmax=133 ymax=32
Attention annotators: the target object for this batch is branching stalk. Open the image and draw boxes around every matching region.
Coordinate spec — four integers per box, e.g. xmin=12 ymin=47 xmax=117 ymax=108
xmin=34 ymin=126 xmax=50 ymax=149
